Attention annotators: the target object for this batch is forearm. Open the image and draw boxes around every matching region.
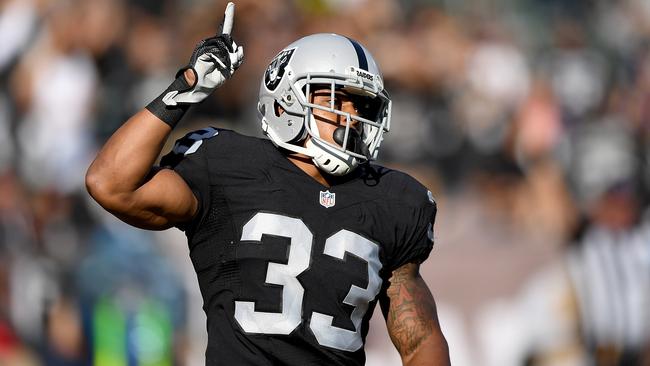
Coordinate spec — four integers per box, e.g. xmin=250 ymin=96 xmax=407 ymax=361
xmin=389 ymin=284 xmax=450 ymax=366
xmin=401 ymin=335 xmax=450 ymax=366
xmin=85 ymin=109 xmax=171 ymax=206
xmin=384 ymin=264 xmax=450 ymax=366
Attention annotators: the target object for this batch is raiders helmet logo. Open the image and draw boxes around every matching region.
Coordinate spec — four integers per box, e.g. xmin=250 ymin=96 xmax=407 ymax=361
xmin=264 ymin=48 xmax=295 ymax=91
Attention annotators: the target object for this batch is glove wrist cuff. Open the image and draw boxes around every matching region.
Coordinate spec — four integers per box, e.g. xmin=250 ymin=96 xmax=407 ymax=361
xmin=145 ymin=75 xmax=192 ymax=129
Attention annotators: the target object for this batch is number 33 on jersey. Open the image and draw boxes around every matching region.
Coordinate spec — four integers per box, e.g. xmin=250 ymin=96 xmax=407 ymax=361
xmin=235 ymin=212 xmax=382 ymax=352
xmin=162 ymin=129 xmax=437 ymax=365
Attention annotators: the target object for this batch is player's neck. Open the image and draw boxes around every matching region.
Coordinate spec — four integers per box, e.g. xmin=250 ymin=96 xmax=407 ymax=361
xmin=286 ymin=154 xmax=332 ymax=187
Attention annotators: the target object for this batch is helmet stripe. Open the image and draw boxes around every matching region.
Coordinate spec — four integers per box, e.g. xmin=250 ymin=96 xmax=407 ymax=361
xmin=346 ymin=37 xmax=368 ymax=71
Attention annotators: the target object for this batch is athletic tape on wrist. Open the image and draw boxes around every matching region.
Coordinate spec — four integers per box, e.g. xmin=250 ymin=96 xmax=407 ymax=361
xmin=145 ymin=75 xmax=191 ymax=129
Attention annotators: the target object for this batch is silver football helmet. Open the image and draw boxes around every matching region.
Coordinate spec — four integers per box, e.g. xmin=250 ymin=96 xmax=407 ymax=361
xmin=258 ymin=33 xmax=391 ymax=176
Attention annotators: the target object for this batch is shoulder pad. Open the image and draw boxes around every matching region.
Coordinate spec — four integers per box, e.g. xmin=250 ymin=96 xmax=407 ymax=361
xmin=369 ymin=165 xmax=435 ymax=208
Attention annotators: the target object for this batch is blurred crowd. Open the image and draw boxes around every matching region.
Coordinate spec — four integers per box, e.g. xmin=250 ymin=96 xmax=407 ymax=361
xmin=1 ymin=0 xmax=649 ymax=365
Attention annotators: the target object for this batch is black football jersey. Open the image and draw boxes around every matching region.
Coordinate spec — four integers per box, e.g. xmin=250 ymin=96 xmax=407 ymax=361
xmin=161 ymin=128 xmax=437 ymax=366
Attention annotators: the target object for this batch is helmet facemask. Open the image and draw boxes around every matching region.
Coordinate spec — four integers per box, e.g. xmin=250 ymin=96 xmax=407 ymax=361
xmin=295 ymin=74 xmax=391 ymax=176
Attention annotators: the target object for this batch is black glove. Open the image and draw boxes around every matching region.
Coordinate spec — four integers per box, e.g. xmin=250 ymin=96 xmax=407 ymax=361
xmin=162 ymin=2 xmax=244 ymax=106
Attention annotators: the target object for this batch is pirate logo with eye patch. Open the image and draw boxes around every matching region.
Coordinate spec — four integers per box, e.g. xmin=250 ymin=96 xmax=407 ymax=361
xmin=264 ymin=48 xmax=295 ymax=91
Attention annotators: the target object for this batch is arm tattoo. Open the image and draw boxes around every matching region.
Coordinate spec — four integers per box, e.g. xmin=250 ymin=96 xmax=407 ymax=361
xmin=385 ymin=263 xmax=438 ymax=357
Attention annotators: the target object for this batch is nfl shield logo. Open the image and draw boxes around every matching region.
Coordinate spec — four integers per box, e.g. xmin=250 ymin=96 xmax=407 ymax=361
xmin=319 ymin=190 xmax=336 ymax=208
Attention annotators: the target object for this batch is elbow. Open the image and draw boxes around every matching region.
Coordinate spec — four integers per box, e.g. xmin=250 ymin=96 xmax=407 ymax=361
xmin=85 ymin=167 xmax=125 ymax=212
xmin=85 ymin=168 xmax=109 ymax=204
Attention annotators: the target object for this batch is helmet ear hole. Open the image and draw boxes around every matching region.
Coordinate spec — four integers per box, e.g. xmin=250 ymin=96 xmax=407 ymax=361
xmin=274 ymin=101 xmax=284 ymax=117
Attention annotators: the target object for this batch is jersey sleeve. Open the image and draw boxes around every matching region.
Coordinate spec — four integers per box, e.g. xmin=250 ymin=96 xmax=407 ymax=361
xmin=389 ymin=189 xmax=438 ymax=271
xmin=159 ymin=127 xmax=219 ymax=232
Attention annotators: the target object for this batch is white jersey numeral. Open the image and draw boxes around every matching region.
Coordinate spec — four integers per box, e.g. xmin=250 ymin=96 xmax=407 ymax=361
xmin=234 ymin=212 xmax=312 ymax=334
xmin=310 ymin=230 xmax=382 ymax=351
xmin=233 ymin=213 xmax=383 ymax=352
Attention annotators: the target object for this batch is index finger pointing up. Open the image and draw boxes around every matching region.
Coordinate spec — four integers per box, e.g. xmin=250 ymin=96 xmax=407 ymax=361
xmin=221 ymin=2 xmax=235 ymax=35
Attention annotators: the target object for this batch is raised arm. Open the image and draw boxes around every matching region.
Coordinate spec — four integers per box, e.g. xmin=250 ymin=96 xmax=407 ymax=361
xmin=85 ymin=109 xmax=196 ymax=230
xmin=381 ymin=262 xmax=450 ymax=366
xmin=85 ymin=2 xmax=243 ymax=230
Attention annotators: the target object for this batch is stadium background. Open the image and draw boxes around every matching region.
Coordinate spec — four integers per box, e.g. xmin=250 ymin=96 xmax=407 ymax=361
xmin=0 ymin=0 xmax=649 ymax=364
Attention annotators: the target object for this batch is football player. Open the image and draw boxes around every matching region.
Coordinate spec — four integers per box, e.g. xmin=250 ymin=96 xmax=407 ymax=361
xmin=85 ymin=3 xmax=450 ymax=365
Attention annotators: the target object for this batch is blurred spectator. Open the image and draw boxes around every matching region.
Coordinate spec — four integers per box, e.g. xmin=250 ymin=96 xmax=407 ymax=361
xmin=461 ymin=25 xmax=530 ymax=155
xmin=12 ymin=0 xmax=98 ymax=193
xmin=0 ymin=0 xmax=40 ymax=71
xmin=541 ymin=19 xmax=608 ymax=123
xmin=489 ymin=120 xmax=650 ymax=366
xmin=564 ymin=118 xmax=649 ymax=364
xmin=0 ymin=0 xmax=43 ymax=174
